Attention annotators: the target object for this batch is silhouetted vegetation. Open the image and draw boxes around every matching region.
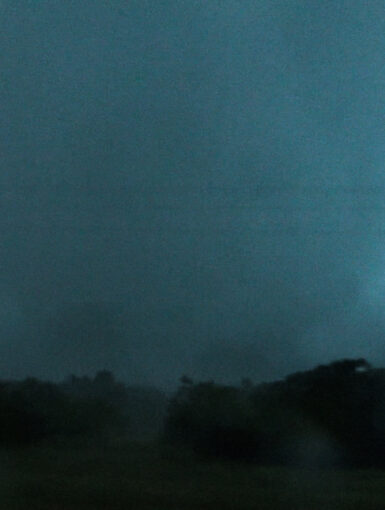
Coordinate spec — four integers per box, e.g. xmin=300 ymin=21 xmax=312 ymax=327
xmin=164 ymin=359 xmax=385 ymax=468
xmin=0 ymin=371 xmax=167 ymax=446
xmin=3 ymin=358 xmax=385 ymax=471
xmin=0 ymin=373 xmax=126 ymax=445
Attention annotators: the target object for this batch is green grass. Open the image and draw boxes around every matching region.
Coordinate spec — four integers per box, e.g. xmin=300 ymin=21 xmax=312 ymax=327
xmin=0 ymin=440 xmax=384 ymax=509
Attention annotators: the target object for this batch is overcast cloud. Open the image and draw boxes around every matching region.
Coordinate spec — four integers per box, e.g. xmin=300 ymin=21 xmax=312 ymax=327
xmin=1 ymin=1 xmax=385 ymax=389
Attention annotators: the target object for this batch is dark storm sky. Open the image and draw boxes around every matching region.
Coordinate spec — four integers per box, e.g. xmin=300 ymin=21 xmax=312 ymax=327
xmin=1 ymin=0 xmax=385 ymax=389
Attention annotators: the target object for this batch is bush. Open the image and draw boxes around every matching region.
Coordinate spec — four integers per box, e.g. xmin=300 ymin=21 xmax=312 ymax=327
xmin=0 ymin=376 xmax=130 ymax=446
xmin=164 ymin=381 xmax=262 ymax=461
xmin=163 ymin=360 xmax=385 ymax=467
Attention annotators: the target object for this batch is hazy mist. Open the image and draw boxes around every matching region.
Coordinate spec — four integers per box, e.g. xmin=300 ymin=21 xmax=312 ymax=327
xmin=1 ymin=0 xmax=385 ymax=389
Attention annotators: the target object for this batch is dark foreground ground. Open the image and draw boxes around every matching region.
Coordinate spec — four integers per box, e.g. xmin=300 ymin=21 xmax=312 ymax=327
xmin=1 ymin=440 xmax=385 ymax=510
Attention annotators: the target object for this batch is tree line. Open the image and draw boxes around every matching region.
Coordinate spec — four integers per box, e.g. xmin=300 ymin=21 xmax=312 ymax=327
xmin=0 ymin=370 xmax=167 ymax=446
xmin=2 ymin=358 xmax=385 ymax=469
xmin=163 ymin=359 xmax=385 ymax=468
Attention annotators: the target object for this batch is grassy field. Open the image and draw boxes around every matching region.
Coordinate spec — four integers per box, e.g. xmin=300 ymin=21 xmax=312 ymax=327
xmin=0 ymin=440 xmax=385 ymax=510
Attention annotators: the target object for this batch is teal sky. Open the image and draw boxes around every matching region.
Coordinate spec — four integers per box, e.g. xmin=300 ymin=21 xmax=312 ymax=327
xmin=0 ymin=1 xmax=385 ymax=388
